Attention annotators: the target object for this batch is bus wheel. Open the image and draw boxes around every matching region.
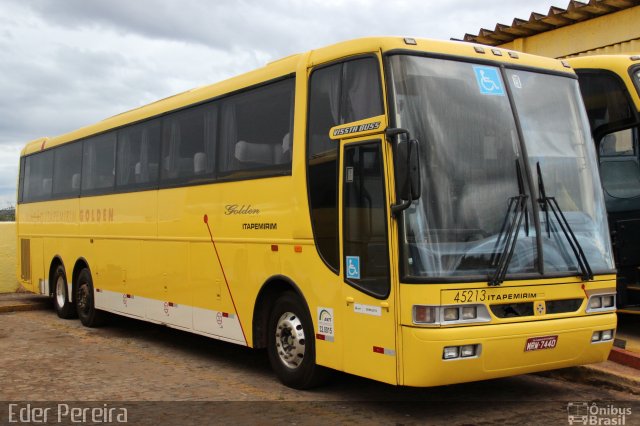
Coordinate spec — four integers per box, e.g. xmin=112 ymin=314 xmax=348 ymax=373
xmin=267 ymin=292 xmax=328 ymax=389
xmin=76 ymin=268 xmax=106 ymax=327
xmin=53 ymin=265 xmax=76 ymax=319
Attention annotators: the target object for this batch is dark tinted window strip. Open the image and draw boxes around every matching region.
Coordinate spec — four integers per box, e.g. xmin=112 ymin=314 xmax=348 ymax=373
xmin=18 ymin=76 xmax=295 ymax=204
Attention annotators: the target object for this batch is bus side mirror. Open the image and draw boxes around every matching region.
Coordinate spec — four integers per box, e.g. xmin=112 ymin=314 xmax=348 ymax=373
xmin=395 ymin=135 xmax=411 ymax=201
xmin=387 ymin=128 xmax=422 ymax=215
xmin=409 ymin=139 xmax=421 ymax=201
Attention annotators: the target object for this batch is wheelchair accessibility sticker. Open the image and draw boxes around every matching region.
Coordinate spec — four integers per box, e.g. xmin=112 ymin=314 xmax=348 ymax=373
xmin=346 ymin=256 xmax=360 ymax=279
xmin=473 ymin=66 xmax=505 ymax=96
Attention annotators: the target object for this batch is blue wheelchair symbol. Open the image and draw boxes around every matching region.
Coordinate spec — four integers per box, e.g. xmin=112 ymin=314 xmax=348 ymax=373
xmin=346 ymin=256 xmax=360 ymax=279
xmin=473 ymin=66 xmax=505 ymax=96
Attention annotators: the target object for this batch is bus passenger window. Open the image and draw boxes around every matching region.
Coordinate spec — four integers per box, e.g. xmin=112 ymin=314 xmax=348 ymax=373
xmin=117 ymin=121 xmax=161 ymax=188
xmin=23 ymin=150 xmax=53 ymax=202
xmin=217 ymin=78 xmax=294 ymax=176
xmin=82 ymin=133 xmax=117 ymax=193
xmin=52 ymin=142 xmax=82 ymax=197
xmin=161 ymin=105 xmax=215 ymax=182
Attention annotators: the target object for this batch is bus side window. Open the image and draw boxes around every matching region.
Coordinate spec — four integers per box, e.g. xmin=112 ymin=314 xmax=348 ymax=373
xmin=52 ymin=142 xmax=82 ymax=198
xmin=161 ymin=107 xmax=206 ymax=182
xmin=23 ymin=150 xmax=54 ymax=202
xmin=218 ymin=78 xmax=294 ymax=176
xmin=82 ymin=133 xmax=117 ymax=194
xmin=307 ymin=56 xmax=384 ymax=273
xmin=117 ymin=121 xmax=161 ymax=188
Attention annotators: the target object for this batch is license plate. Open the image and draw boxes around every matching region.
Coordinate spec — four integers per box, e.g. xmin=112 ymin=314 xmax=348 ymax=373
xmin=524 ymin=335 xmax=558 ymax=352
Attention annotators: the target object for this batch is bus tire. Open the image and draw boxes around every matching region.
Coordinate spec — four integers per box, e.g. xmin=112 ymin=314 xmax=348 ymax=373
xmin=267 ymin=291 xmax=328 ymax=389
xmin=76 ymin=268 xmax=106 ymax=327
xmin=53 ymin=265 xmax=76 ymax=319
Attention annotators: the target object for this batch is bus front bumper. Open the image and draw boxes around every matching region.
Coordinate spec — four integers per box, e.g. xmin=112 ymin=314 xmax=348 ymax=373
xmin=401 ymin=313 xmax=616 ymax=387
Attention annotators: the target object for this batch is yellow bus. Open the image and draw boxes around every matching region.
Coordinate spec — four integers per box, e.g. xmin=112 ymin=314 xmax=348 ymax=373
xmin=568 ymin=54 xmax=640 ymax=312
xmin=16 ymin=37 xmax=617 ymax=389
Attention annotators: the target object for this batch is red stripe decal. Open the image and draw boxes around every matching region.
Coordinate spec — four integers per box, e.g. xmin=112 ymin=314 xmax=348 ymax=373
xmin=373 ymin=346 xmax=384 ymax=354
xmin=316 ymin=334 xmax=326 ymax=340
xmin=204 ymin=215 xmax=248 ymax=345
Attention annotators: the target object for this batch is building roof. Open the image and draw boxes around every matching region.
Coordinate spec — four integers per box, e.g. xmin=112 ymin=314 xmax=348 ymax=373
xmin=462 ymin=0 xmax=640 ymax=46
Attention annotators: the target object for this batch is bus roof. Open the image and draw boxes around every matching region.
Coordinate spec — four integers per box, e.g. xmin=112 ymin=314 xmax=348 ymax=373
xmin=21 ymin=36 xmax=574 ymax=156
xmin=567 ymin=53 xmax=640 ymax=70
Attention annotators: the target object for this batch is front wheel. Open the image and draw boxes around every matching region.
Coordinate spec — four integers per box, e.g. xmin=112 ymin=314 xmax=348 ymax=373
xmin=53 ymin=265 xmax=76 ymax=319
xmin=267 ymin=292 xmax=328 ymax=389
xmin=76 ymin=268 xmax=106 ymax=327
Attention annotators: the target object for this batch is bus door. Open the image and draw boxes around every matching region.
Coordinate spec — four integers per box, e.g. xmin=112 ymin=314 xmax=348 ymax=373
xmin=340 ymin=138 xmax=397 ymax=384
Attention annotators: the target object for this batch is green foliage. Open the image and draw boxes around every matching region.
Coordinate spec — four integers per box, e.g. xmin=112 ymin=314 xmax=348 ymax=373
xmin=0 ymin=206 xmax=15 ymax=222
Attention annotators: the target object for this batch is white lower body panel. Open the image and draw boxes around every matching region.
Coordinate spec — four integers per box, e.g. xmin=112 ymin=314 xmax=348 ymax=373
xmin=95 ymin=289 xmax=246 ymax=345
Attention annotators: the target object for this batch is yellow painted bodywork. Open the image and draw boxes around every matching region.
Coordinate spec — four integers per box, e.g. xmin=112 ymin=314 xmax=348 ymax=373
xmin=16 ymin=37 xmax=614 ymax=387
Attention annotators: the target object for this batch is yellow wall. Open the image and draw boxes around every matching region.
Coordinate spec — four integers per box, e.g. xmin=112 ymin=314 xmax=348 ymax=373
xmin=498 ymin=6 xmax=640 ymax=58
xmin=0 ymin=222 xmax=18 ymax=293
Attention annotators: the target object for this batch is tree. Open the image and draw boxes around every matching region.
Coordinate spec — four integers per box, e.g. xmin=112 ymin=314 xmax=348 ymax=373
xmin=0 ymin=205 xmax=15 ymax=221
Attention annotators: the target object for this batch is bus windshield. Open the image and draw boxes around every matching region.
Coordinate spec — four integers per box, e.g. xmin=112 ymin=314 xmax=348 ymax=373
xmin=388 ymin=54 xmax=614 ymax=280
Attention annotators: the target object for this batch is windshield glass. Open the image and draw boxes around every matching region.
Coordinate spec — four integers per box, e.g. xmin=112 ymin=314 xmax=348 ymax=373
xmin=506 ymin=69 xmax=614 ymax=274
xmin=388 ymin=55 xmax=614 ymax=280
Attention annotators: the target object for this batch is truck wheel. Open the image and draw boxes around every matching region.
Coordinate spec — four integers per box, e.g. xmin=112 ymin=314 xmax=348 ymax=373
xmin=53 ymin=265 xmax=76 ymax=319
xmin=76 ymin=268 xmax=106 ymax=327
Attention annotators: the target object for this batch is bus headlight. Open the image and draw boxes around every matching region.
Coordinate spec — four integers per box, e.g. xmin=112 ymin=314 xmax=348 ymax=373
xmin=412 ymin=304 xmax=490 ymax=325
xmin=591 ymin=329 xmax=615 ymax=343
xmin=460 ymin=344 xmax=477 ymax=357
xmin=443 ymin=346 xmax=460 ymax=359
xmin=601 ymin=329 xmax=614 ymax=341
xmin=589 ymin=297 xmax=602 ymax=310
xmin=461 ymin=306 xmax=477 ymax=320
xmin=586 ymin=294 xmax=616 ymax=313
xmin=443 ymin=344 xmax=481 ymax=360
xmin=443 ymin=307 xmax=459 ymax=321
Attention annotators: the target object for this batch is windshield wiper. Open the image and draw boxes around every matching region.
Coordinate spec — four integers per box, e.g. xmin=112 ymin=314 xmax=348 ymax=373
xmin=536 ymin=162 xmax=593 ymax=281
xmin=489 ymin=161 xmax=528 ymax=286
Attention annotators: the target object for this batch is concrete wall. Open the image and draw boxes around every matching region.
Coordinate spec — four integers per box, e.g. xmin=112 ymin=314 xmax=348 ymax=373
xmin=498 ymin=6 xmax=640 ymax=58
xmin=0 ymin=222 xmax=18 ymax=293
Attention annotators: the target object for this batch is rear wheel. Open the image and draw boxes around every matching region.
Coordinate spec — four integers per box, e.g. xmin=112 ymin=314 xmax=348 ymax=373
xmin=53 ymin=265 xmax=76 ymax=319
xmin=267 ymin=292 xmax=328 ymax=389
xmin=76 ymin=268 xmax=106 ymax=327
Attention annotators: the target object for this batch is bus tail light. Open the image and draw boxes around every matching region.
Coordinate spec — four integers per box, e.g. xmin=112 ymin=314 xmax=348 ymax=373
xmin=413 ymin=306 xmax=437 ymax=324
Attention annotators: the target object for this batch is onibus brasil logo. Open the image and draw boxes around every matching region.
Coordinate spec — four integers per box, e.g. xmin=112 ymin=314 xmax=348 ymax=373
xmin=567 ymin=402 xmax=632 ymax=425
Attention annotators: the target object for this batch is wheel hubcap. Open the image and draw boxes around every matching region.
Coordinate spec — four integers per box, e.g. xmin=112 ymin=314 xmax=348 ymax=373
xmin=77 ymin=283 xmax=89 ymax=313
xmin=275 ymin=311 xmax=306 ymax=369
xmin=55 ymin=276 xmax=66 ymax=308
